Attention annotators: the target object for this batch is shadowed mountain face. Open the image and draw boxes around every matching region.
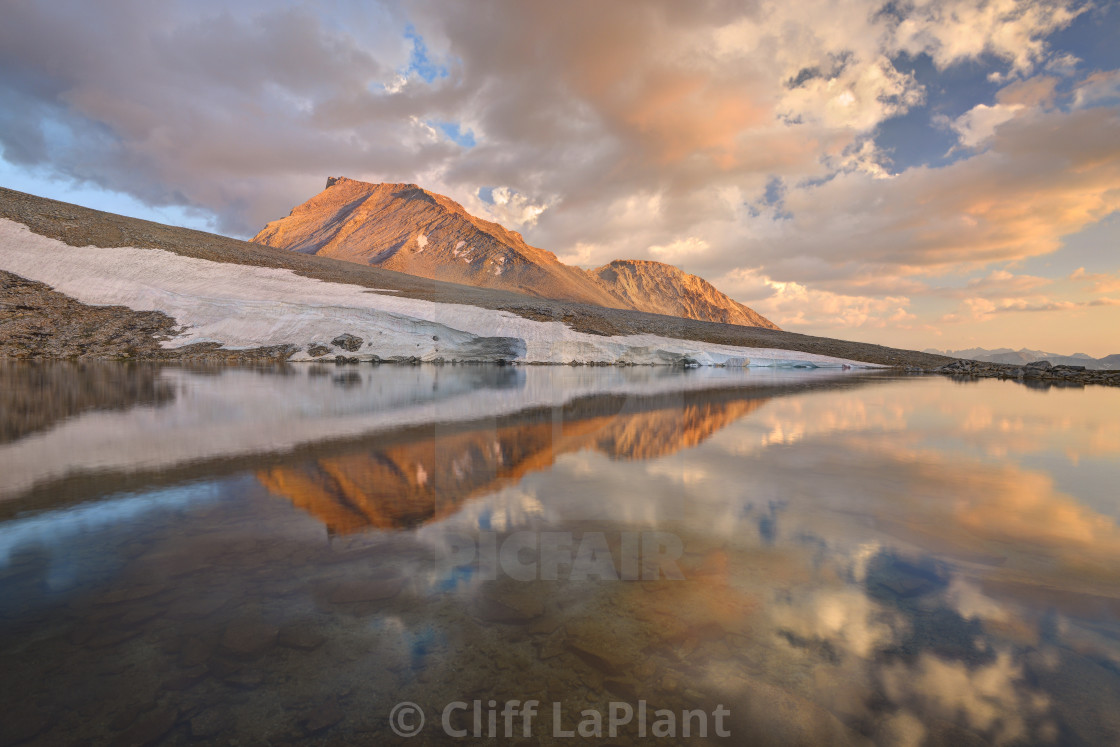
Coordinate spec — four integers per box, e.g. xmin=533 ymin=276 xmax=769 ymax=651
xmin=257 ymin=397 xmax=765 ymax=534
xmin=252 ymin=177 xmax=778 ymax=328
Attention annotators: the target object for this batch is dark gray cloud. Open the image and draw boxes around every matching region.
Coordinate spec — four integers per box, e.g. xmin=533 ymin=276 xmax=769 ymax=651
xmin=0 ymin=0 xmax=429 ymax=233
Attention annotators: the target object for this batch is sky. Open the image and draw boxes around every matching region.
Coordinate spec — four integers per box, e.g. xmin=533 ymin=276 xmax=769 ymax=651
xmin=1 ymin=0 xmax=1118 ymax=355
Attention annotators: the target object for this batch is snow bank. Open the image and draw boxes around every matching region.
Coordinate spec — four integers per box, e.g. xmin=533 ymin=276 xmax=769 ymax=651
xmin=0 ymin=218 xmax=877 ymax=367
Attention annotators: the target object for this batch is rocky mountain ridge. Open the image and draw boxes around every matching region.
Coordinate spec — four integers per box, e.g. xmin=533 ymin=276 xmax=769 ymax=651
xmin=253 ymin=177 xmax=778 ymax=329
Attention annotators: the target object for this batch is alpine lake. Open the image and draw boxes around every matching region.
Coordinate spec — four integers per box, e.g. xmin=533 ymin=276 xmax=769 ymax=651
xmin=1 ymin=362 xmax=1119 ymax=746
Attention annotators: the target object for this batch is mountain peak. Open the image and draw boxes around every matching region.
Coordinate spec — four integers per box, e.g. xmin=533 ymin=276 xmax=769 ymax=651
xmin=591 ymin=258 xmax=778 ymax=329
xmin=326 ymin=175 xmax=420 ymax=192
xmin=255 ymin=178 xmax=778 ymax=328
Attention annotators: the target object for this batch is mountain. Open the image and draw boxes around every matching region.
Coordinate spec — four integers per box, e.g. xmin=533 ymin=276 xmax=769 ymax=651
xmin=253 ymin=176 xmax=778 ymax=329
xmin=924 ymin=347 xmax=1120 ymax=370
xmin=593 ymin=259 xmax=777 ymax=329
xmin=253 ymin=177 xmax=627 ymax=308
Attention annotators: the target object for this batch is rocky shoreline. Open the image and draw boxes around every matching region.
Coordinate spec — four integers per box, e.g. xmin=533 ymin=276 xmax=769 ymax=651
xmin=916 ymin=358 xmax=1120 ymax=388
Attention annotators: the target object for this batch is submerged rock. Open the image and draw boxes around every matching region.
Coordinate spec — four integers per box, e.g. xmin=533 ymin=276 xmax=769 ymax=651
xmin=324 ymin=577 xmax=403 ymax=604
xmin=219 ymin=619 xmax=279 ymax=659
xmin=189 ymin=709 xmax=233 ymax=740
xmin=472 ymin=594 xmax=543 ymax=624
xmin=278 ymin=624 xmax=326 ymax=651
xmin=0 ymin=708 xmax=50 ymax=746
xmin=302 ymin=700 xmax=344 ymax=735
xmin=111 ymin=708 xmax=177 ymax=747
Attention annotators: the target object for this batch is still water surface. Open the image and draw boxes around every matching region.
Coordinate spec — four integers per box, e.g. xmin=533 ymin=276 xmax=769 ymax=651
xmin=1 ymin=363 xmax=1119 ymax=745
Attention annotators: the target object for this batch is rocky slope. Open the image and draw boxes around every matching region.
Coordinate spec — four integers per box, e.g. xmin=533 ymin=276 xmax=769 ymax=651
xmin=253 ymin=177 xmax=778 ymax=328
xmin=593 ymin=259 xmax=778 ymax=329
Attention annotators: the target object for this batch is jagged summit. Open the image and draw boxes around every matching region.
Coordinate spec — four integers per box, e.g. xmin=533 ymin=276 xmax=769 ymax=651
xmin=254 ymin=177 xmax=778 ymax=328
xmin=592 ymin=259 xmax=778 ymax=329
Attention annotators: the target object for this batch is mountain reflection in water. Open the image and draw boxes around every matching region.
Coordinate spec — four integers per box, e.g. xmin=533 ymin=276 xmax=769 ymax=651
xmin=0 ymin=364 xmax=1118 ymax=746
xmin=257 ymin=397 xmax=764 ymax=534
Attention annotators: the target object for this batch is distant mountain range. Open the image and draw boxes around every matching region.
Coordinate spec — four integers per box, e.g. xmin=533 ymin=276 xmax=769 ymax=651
xmin=925 ymin=347 xmax=1120 ymax=370
xmin=252 ymin=176 xmax=778 ymax=329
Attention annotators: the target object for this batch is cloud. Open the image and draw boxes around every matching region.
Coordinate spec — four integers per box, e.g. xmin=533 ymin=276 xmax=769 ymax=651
xmin=468 ymin=185 xmax=550 ymax=229
xmin=942 ymin=294 xmax=1120 ymax=322
xmin=716 ymin=268 xmax=915 ymax=329
xmin=995 ymin=75 xmax=1060 ymax=107
xmin=742 ymin=104 xmax=1120 ymax=285
xmin=940 ymin=103 xmax=1025 ymax=148
xmin=0 ymin=1 xmax=432 ymax=234
xmin=890 ymin=0 xmax=1088 ymax=74
xmin=1071 ymin=267 xmax=1120 ymax=294
xmin=648 ymin=236 xmax=709 ymax=261
xmin=1073 ymin=69 xmax=1120 ymax=108
xmin=960 ymin=270 xmax=1052 ymax=296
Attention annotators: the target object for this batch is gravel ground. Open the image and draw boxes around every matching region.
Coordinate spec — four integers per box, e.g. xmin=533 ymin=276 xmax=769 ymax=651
xmin=2 ymin=186 xmax=954 ymax=367
xmin=0 ymin=270 xmax=295 ymax=362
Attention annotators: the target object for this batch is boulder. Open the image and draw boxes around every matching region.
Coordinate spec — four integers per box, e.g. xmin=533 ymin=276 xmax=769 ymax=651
xmin=330 ymin=333 xmax=363 ymax=352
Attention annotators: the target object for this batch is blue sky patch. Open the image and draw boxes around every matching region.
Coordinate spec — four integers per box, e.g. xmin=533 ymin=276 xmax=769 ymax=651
xmin=404 ymin=25 xmax=448 ymax=83
xmin=431 ymin=120 xmax=476 ymax=148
